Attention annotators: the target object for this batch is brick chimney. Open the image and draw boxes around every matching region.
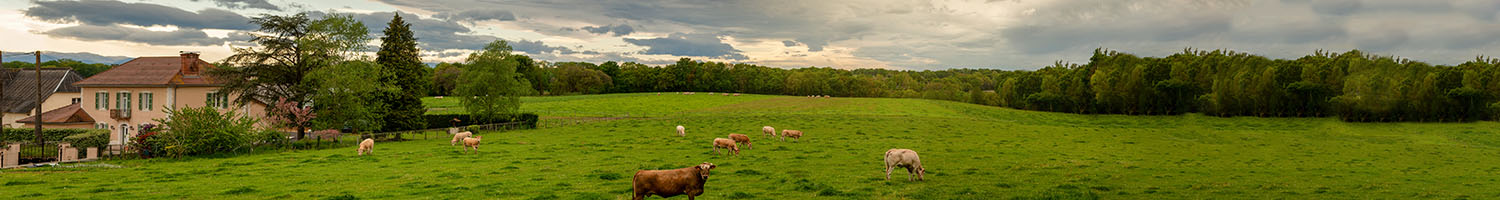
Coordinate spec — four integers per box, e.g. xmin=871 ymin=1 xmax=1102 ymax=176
xmin=180 ymin=51 xmax=200 ymax=75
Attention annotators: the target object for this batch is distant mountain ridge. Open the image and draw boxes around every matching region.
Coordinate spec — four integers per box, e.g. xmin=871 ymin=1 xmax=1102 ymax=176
xmin=1 ymin=51 xmax=134 ymax=65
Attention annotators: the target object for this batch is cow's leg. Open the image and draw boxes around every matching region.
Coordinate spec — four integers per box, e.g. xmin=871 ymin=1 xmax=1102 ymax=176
xmin=907 ymin=167 xmax=916 ymax=181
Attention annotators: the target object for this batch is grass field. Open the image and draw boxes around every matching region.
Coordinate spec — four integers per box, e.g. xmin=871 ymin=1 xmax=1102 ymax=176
xmin=5 ymin=93 xmax=1500 ymax=199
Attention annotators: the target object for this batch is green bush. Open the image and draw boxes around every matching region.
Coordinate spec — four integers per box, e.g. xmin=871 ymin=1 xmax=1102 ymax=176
xmin=1 ymin=128 xmax=98 ymax=143
xmin=423 ymin=113 xmax=538 ymax=129
xmin=61 ymin=129 xmax=110 ymax=148
xmin=147 ymin=106 xmax=260 ymax=158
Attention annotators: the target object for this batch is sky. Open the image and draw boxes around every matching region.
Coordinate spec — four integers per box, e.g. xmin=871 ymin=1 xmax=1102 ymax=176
xmin=2 ymin=0 xmax=1500 ymax=70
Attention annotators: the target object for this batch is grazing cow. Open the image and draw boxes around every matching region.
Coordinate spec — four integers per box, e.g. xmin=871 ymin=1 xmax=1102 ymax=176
xmin=462 ymin=136 xmax=483 ymax=154
xmin=762 ymin=126 xmax=777 ymax=138
xmin=884 ymin=149 xmax=926 ymax=181
xmin=451 ymin=131 xmax=473 ymax=146
xmin=633 ymin=162 xmax=717 ymax=200
xmin=677 ymin=125 xmax=686 ymax=137
xmin=781 ymin=130 xmax=803 ymax=142
xmin=712 ymin=138 xmax=739 ymax=156
xmin=357 ymin=138 xmax=375 ymax=156
xmin=728 ymin=133 xmax=752 ymax=149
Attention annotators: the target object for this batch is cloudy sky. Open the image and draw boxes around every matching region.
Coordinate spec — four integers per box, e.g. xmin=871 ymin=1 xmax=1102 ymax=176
xmin=2 ymin=0 xmax=1499 ymax=70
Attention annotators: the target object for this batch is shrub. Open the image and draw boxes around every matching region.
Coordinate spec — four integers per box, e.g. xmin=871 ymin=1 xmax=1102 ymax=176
xmin=61 ymin=129 xmax=109 ymax=148
xmin=148 ymin=106 xmax=260 ymax=158
xmin=424 ymin=113 xmax=539 ymax=129
xmin=1 ymin=128 xmax=98 ymax=143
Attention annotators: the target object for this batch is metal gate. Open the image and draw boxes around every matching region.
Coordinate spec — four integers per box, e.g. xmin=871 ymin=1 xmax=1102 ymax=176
xmin=16 ymin=142 xmax=59 ymax=165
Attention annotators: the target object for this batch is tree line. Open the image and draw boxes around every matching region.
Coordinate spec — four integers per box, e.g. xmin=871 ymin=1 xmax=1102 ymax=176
xmin=428 ymin=48 xmax=1500 ymax=122
xmin=3 ymin=59 xmax=112 ymax=77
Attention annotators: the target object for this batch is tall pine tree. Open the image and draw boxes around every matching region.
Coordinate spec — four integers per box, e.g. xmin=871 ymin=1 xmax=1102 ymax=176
xmin=376 ymin=14 xmax=430 ymax=133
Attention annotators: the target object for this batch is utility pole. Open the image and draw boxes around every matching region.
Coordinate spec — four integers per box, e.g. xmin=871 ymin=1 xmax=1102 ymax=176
xmin=34 ymin=51 xmax=42 ymax=143
xmin=1 ymin=51 xmax=5 ymax=117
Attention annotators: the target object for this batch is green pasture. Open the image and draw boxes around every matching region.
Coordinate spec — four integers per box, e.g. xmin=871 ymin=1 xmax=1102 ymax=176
xmin=4 ymin=93 xmax=1500 ymax=199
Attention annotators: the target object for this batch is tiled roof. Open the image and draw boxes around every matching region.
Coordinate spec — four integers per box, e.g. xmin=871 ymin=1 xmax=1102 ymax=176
xmin=1 ymin=68 xmax=83 ymax=113
xmin=73 ymin=56 xmax=217 ymax=87
xmin=15 ymin=103 xmax=93 ymax=124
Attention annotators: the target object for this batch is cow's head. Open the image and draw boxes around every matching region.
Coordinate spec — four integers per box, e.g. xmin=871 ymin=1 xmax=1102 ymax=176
xmin=697 ymin=162 xmax=716 ymax=179
xmin=916 ymin=166 xmax=926 ymax=181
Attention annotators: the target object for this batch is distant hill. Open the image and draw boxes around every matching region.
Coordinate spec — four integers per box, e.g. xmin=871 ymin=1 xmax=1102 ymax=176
xmin=40 ymin=51 xmax=135 ymax=64
xmin=2 ymin=51 xmax=134 ymax=65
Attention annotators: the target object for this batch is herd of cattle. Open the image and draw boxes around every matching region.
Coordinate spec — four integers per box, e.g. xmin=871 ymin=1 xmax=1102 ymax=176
xmin=636 ymin=125 xmax=925 ymax=200
xmin=351 ymin=94 xmax=925 ymax=200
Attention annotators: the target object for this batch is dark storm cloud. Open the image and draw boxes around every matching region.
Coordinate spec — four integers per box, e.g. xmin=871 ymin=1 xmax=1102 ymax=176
xmin=1001 ymin=1 xmax=1238 ymax=54
xmin=623 ymin=32 xmax=748 ymax=60
xmin=1310 ymin=0 xmax=1361 ymax=15
xmin=193 ymin=0 xmax=282 ymax=11
xmin=361 ymin=0 xmax=1500 ymax=67
xmin=24 ymin=0 xmax=255 ymax=30
xmin=436 ymin=9 xmax=517 ymax=22
xmin=43 ymin=24 xmax=226 ymax=46
xmin=310 ymin=11 xmax=572 ymax=54
xmin=580 ymin=24 xmax=634 ymax=36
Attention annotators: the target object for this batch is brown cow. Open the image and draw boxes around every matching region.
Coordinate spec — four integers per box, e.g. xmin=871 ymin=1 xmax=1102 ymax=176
xmin=461 ymin=136 xmax=483 ymax=154
xmin=357 ymin=138 xmax=374 ymax=156
xmin=780 ymin=130 xmax=803 ymax=142
xmin=712 ymin=138 xmax=739 ymax=156
xmin=884 ymin=148 xmax=925 ymax=181
xmin=728 ymin=133 xmax=751 ymax=149
xmin=633 ymin=162 xmax=717 ymax=200
xmin=451 ymin=131 xmax=473 ymax=146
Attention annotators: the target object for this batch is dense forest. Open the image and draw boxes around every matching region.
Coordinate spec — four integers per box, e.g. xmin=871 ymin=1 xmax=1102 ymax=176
xmin=430 ymin=48 xmax=1500 ymax=122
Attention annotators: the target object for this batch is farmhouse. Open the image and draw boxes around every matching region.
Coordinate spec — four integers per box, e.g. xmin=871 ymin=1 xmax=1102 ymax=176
xmin=70 ymin=52 xmax=269 ymax=151
xmin=1 ymin=68 xmax=84 ymax=128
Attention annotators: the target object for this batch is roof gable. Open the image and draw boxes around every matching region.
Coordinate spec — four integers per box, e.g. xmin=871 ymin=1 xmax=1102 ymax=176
xmin=1 ymin=68 xmax=83 ymax=113
xmin=15 ymin=103 xmax=93 ymax=124
xmin=73 ymin=56 xmax=217 ymax=87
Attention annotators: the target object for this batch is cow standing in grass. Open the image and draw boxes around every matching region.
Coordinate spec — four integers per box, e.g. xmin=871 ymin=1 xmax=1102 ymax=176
xmin=712 ymin=138 xmax=739 ymax=156
xmin=357 ymin=138 xmax=375 ymax=156
xmin=462 ymin=136 xmax=483 ymax=154
xmin=781 ymin=130 xmax=803 ymax=142
xmin=633 ymin=162 xmax=717 ymax=200
xmin=728 ymin=133 xmax=752 ymax=149
xmin=884 ymin=149 xmax=926 ymax=181
xmin=762 ymin=126 xmax=776 ymax=138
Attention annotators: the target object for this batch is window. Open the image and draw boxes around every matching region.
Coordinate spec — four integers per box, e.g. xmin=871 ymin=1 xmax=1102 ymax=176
xmin=208 ymin=91 xmax=228 ymax=107
xmin=207 ymin=91 xmax=230 ymax=108
xmin=71 ymin=98 xmax=81 ymax=104
xmin=95 ymin=92 xmax=109 ymax=110
xmin=117 ymin=92 xmax=131 ymax=111
xmin=139 ymin=92 xmax=153 ymax=111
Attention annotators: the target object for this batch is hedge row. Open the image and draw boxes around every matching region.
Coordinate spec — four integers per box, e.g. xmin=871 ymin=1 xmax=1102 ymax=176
xmin=2 ymin=128 xmax=100 ymax=143
xmin=423 ymin=113 xmax=539 ymax=129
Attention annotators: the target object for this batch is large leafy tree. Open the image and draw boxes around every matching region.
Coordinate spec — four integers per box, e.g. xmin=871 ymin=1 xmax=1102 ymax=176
xmin=211 ymin=12 xmax=369 ymax=139
xmin=374 ymin=14 xmax=430 ymax=132
xmin=305 ymin=60 xmax=394 ymax=133
xmin=456 ymin=40 xmax=533 ymax=123
xmin=431 ymin=62 xmax=464 ymax=96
